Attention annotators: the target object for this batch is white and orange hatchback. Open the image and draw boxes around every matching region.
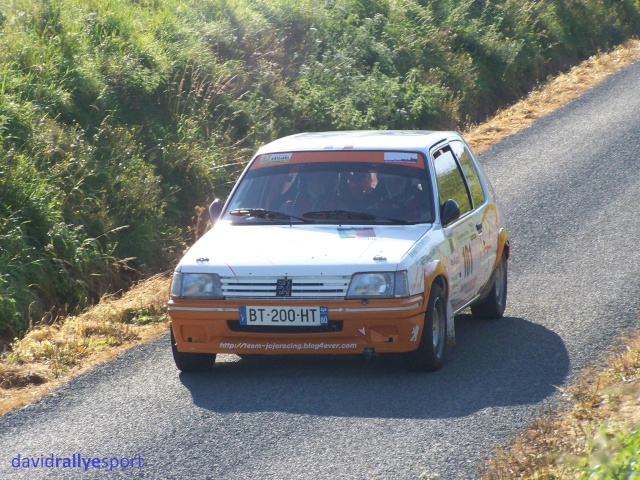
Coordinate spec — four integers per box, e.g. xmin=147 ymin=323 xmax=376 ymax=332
xmin=168 ymin=131 xmax=509 ymax=372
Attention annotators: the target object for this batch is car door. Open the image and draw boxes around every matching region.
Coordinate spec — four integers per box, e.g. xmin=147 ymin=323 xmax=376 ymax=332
xmin=450 ymin=140 xmax=497 ymax=286
xmin=431 ymin=143 xmax=483 ymax=311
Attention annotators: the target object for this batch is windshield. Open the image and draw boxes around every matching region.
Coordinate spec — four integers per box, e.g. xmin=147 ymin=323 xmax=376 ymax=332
xmin=222 ymin=151 xmax=435 ymax=224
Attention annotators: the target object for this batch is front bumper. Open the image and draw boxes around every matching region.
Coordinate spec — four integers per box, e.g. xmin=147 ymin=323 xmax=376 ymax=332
xmin=168 ymin=295 xmax=426 ymax=355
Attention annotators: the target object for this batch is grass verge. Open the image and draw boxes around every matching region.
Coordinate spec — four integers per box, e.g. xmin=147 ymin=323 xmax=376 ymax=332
xmin=465 ymin=38 xmax=640 ymax=154
xmin=0 ymin=274 xmax=170 ymax=415
xmin=480 ymin=327 xmax=640 ymax=479
xmin=0 ymin=37 xmax=639 ymax=477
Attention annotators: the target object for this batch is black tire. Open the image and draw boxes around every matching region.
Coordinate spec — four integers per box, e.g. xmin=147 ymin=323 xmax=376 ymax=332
xmin=404 ymin=283 xmax=447 ymax=372
xmin=471 ymin=253 xmax=507 ymax=319
xmin=170 ymin=326 xmax=216 ymax=372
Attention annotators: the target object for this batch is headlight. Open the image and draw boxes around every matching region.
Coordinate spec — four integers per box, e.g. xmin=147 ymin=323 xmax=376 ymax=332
xmin=346 ymin=271 xmax=409 ymax=298
xmin=170 ymin=272 xmax=223 ymax=299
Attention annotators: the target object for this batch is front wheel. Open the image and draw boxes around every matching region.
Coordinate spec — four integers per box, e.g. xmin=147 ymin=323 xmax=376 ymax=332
xmin=471 ymin=253 xmax=508 ymax=319
xmin=170 ymin=327 xmax=216 ymax=372
xmin=404 ymin=283 xmax=446 ymax=372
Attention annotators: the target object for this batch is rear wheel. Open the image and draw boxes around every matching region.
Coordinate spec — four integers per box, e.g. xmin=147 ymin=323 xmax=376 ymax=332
xmin=471 ymin=253 xmax=507 ymax=319
xmin=404 ymin=283 xmax=446 ymax=372
xmin=170 ymin=327 xmax=216 ymax=372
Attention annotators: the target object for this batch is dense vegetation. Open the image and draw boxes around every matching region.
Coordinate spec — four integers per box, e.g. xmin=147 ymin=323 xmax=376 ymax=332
xmin=1 ymin=0 xmax=640 ymax=334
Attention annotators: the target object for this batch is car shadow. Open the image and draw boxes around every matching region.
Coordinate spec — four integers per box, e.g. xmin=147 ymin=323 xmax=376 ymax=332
xmin=179 ymin=315 xmax=569 ymax=419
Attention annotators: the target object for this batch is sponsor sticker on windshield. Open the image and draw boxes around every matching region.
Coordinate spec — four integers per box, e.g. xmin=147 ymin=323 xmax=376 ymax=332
xmin=259 ymin=153 xmax=292 ymax=166
xmin=384 ymin=152 xmax=418 ymax=164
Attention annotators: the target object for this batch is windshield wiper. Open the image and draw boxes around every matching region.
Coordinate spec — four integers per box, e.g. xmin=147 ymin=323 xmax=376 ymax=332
xmin=302 ymin=210 xmax=377 ymax=221
xmin=303 ymin=210 xmax=412 ymax=224
xmin=229 ymin=208 xmax=310 ymax=223
xmin=230 ymin=208 xmax=414 ymax=225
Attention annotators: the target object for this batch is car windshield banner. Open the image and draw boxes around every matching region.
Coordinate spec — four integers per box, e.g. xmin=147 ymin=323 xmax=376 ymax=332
xmin=252 ymin=151 xmax=426 ymax=170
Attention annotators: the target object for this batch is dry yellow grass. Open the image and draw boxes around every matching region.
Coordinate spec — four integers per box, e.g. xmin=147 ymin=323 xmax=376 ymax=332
xmin=0 ymin=40 xmax=639 ymax=476
xmin=0 ymin=274 xmax=171 ymax=415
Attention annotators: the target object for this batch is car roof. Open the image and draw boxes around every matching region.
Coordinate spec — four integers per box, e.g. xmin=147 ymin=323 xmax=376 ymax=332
xmin=256 ymin=130 xmax=458 ymax=155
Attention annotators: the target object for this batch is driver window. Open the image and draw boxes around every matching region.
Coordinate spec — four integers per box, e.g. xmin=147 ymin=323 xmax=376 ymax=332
xmin=432 ymin=146 xmax=472 ymax=217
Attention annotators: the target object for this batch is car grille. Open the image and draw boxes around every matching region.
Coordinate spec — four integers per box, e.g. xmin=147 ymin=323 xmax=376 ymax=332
xmin=227 ymin=320 xmax=343 ymax=333
xmin=221 ymin=276 xmax=350 ymax=299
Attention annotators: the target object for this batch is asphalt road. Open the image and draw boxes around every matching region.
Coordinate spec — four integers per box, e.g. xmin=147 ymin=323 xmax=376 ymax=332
xmin=2 ymin=61 xmax=640 ymax=480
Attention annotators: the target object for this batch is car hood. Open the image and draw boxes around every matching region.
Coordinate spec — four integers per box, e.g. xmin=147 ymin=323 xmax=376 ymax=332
xmin=177 ymin=223 xmax=433 ymax=276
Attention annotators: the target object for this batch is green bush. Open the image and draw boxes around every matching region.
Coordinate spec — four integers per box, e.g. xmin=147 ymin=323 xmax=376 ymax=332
xmin=581 ymin=426 xmax=640 ymax=478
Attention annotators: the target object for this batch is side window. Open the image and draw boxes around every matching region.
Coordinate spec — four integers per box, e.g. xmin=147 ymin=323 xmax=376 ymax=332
xmin=432 ymin=146 xmax=471 ymax=217
xmin=451 ymin=140 xmax=485 ymax=208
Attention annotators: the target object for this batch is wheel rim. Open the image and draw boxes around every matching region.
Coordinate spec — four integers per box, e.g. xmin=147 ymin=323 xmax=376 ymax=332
xmin=494 ymin=260 xmax=506 ymax=307
xmin=432 ymin=297 xmax=445 ymax=355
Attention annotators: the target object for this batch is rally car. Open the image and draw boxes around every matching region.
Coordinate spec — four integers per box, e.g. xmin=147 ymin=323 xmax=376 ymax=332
xmin=168 ymin=130 xmax=510 ymax=372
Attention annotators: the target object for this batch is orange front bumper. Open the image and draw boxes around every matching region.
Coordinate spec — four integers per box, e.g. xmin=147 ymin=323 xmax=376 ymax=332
xmin=168 ymin=295 xmax=426 ymax=355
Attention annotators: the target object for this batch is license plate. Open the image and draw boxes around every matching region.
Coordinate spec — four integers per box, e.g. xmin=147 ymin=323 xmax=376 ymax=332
xmin=239 ymin=306 xmax=328 ymax=326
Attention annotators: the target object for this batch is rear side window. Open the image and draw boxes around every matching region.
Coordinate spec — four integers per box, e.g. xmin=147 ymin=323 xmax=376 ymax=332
xmin=451 ymin=140 xmax=485 ymax=208
xmin=432 ymin=146 xmax=471 ymax=216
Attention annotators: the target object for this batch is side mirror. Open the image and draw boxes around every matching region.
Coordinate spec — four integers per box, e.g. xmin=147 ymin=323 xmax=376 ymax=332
xmin=208 ymin=198 xmax=224 ymax=223
xmin=440 ymin=199 xmax=461 ymax=226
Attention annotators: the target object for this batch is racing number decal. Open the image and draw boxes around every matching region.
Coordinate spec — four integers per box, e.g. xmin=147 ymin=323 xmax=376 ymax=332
xmin=462 ymin=244 xmax=473 ymax=278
